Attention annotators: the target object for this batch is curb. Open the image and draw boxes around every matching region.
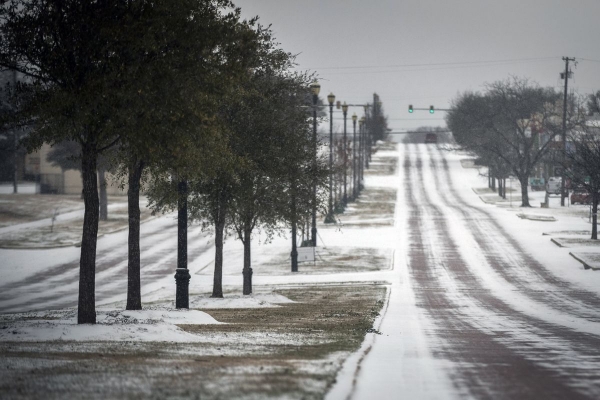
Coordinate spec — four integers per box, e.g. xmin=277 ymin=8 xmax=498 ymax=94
xmin=325 ymin=284 xmax=392 ymax=400
xmin=569 ymin=252 xmax=600 ymax=271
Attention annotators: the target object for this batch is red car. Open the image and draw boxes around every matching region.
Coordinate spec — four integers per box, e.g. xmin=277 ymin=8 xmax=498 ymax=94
xmin=571 ymin=189 xmax=591 ymax=205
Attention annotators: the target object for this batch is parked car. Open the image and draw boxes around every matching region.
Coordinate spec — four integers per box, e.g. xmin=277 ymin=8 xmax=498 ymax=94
xmin=425 ymin=133 xmax=438 ymax=144
xmin=571 ymin=188 xmax=591 ymax=204
xmin=546 ymin=177 xmax=562 ymax=194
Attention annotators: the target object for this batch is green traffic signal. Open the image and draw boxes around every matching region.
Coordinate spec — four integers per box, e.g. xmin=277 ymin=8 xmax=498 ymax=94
xmin=409 ymin=104 xmax=413 ymax=113
xmin=429 ymin=105 xmax=434 ymax=114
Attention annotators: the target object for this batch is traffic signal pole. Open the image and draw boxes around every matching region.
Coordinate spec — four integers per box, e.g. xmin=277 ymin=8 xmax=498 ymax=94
xmin=408 ymin=105 xmax=450 ymax=113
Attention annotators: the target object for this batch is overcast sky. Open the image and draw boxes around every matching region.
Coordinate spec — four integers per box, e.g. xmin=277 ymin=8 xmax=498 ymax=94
xmin=240 ymin=0 xmax=600 ymax=132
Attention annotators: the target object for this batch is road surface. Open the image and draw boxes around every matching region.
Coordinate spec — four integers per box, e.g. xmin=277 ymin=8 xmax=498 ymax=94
xmin=350 ymin=141 xmax=600 ymax=399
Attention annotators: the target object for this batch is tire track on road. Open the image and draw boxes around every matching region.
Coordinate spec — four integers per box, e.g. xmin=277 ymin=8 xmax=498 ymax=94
xmin=404 ymin=142 xmax=596 ymax=399
xmin=427 ymin=145 xmax=600 ymax=320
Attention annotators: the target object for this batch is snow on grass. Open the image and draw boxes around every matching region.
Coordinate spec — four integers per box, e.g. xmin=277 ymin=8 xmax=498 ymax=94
xmin=0 ymin=287 xmax=305 ymax=343
xmin=0 ymin=307 xmax=221 ymax=343
xmin=190 ymin=292 xmax=295 ymax=309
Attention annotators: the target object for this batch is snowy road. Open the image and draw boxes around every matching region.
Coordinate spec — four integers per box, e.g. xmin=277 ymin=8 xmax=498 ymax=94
xmin=2 ymin=140 xmax=600 ymax=399
xmin=349 ymin=142 xmax=600 ymax=399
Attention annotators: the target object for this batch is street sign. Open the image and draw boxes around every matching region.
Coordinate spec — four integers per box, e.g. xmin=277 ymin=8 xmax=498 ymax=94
xmin=297 ymin=247 xmax=315 ymax=263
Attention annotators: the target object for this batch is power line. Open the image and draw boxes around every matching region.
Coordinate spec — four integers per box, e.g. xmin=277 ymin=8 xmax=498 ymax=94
xmin=332 ymin=118 xmax=445 ymax=121
xmin=304 ymin=56 xmax=559 ymax=71
xmin=323 ymin=62 xmax=560 ymax=76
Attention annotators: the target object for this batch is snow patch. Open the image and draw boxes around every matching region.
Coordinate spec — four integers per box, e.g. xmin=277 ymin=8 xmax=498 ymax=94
xmin=0 ymin=307 xmax=221 ymax=343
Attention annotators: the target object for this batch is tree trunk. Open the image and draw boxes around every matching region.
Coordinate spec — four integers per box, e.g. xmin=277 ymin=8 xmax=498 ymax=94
xmin=78 ymin=143 xmax=99 ymax=324
xmin=126 ymin=159 xmax=144 ymax=310
xmin=212 ymin=198 xmax=226 ymax=298
xmin=498 ymin=178 xmax=503 ymax=197
xmin=592 ymin=197 xmax=598 ymax=240
xmin=291 ymin=218 xmax=298 ymax=272
xmin=98 ymin=167 xmax=108 ymax=221
xmin=491 ymin=176 xmax=496 ymax=190
xmin=519 ymin=175 xmax=530 ymax=207
xmin=242 ymin=221 xmax=253 ymax=295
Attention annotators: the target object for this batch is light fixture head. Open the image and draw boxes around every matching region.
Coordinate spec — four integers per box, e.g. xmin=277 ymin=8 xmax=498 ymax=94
xmin=342 ymin=102 xmax=348 ymax=113
xmin=310 ymin=80 xmax=320 ymax=96
xmin=327 ymin=92 xmax=335 ymax=105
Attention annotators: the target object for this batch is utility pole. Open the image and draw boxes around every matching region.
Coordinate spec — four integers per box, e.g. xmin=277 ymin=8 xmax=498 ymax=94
xmin=561 ymin=57 xmax=575 ymax=207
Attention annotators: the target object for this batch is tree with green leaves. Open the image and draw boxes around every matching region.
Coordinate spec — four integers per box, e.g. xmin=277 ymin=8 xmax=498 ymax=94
xmin=0 ymin=0 xmax=141 ymax=323
xmin=0 ymin=0 xmax=266 ymax=321
xmin=115 ymin=1 xmax=268 ymax=309
xmin=366 ymin=93 xmax=389 ymax=145
xmin=226 ymin=71 xmax=328 ymax=291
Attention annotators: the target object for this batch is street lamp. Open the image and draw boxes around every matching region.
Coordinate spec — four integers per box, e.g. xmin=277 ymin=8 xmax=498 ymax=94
xmin=363 ymin=105 xmax=369 ymax=169
xmin=352 ymin=113 xmax=357 ymax=200
xmin=175 ymin=180 xmax=190 ymax=309
xmin=309 ymin=80 xmax=320 ymax=246
xmin=325 ymin=92 xmax=336 ymax=223
xmin=359 ymin=116 xmax=366 ymax=190
xmin=342 ymin=102 xmax=349 ymax=207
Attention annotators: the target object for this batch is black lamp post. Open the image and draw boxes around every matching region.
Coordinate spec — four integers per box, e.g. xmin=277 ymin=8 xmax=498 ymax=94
xmin=365 ymin=104 xmax=373 ymax=169
xmin=342 ymin=102 xmax=349 ymax=207
xmin=359 ymin=116 xmax=365 ymax=190
xmin=363 ymin=105 xmax=369 ymax=170
xmin=309 ymin=80 xmax=320 ymax=246
xmin=352 ymin=113 xmax=357 ymax=200
xmin=325 ymin=92 xmax=336 ymax=223
xmin=175 ymin=180 xmax=190 ymax=309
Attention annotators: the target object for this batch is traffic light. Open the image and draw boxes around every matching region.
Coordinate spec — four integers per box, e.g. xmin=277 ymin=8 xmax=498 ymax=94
xmin=408 ymin=104 xmax=413 ymax=113
xmin=429 ymin=105 xmax=434 ymax=114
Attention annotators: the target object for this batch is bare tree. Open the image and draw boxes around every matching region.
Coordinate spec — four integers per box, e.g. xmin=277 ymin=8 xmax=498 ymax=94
xmin=565 ymin=119 xmax=600 ymax=239
xmin=587 ymin=90 xmax=600 ymax=116
xmin=447 ymin=77 xmax=562 ymax=207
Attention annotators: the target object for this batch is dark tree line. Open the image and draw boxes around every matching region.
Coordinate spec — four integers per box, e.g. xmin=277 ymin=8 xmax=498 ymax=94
xmin=0 ymin=0 xmax=328 ymax=323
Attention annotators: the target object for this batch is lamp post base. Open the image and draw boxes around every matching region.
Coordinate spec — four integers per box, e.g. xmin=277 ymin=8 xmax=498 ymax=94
xmin=174 ymin=268 xmax=191 ymax=309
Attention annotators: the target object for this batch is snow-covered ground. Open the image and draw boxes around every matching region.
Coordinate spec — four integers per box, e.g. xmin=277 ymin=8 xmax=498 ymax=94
xmin=334 ymin=142 xmax=600 ymax=400
xmin=2 ymin=141 xmax=600 ymax=399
